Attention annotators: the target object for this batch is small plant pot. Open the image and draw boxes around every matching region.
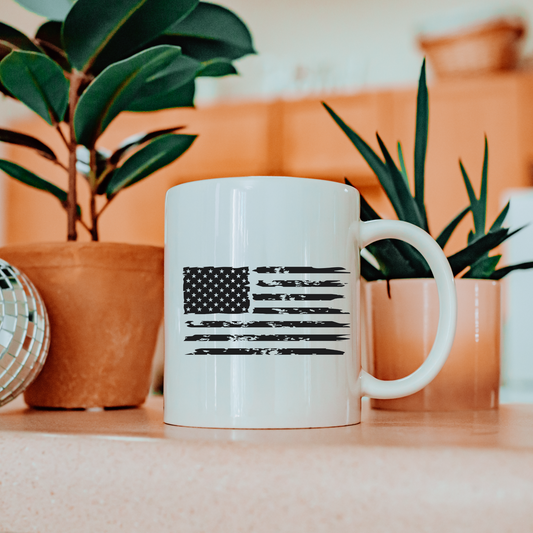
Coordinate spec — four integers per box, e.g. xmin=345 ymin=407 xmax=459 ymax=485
xmin=0 ymin=242 xmax=164 ymax=409
xmin=366 ymin=278 xmax=500 ymax=411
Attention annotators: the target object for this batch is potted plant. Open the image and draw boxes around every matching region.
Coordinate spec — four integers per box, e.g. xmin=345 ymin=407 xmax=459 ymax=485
xmin=323 ymin=60 xmax=533 ymax=411
xmin=0 ymin=0 xmax=255 ymax=408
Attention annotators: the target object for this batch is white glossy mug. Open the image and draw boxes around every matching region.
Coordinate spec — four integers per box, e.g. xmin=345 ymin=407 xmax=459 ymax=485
xmin=164 ymin=176 xmax=457 ymax=428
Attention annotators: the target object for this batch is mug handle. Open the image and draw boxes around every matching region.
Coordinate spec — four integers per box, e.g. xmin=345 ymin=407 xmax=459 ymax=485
xmin=358 ymin=220 xmax=457 ymax=399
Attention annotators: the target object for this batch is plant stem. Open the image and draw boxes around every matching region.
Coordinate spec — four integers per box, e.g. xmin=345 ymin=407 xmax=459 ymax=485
xmin=55 ymin=124 xmax=69 ymax=150
xmin=89 ymin=148 xmax=98 ymax=241
xmin=67 ymin=71 xmax=84 ymax=241
xmin=52 ymin=159 xmax=69 ymax=172
xmin=96 ymin=195 xmax=115 ymax=219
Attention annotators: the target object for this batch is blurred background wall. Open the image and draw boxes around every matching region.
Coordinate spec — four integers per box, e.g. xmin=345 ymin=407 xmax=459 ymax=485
xmin=2 ymin=0 xmax=533 ymax=119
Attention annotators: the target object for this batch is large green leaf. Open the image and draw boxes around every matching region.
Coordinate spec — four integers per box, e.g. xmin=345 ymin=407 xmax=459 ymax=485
xmin=323 ymin=102 xmax=403 ymax=219
xmin=0 ymin=51 xmax=69 ymax=125
xmin=0 ymin=159 xmax=68 ymax=205
xmin=74 ymin=45 xmax=182 ymax=146
xmin=63 ymin=0 xmax=198 ymax=73
xmin=158 ymin=2 xmax=255 ymax=61
xmin=0 ymin=22 xmax=42 ymax=54
xmin=0 ymin=23 xmax=42 ymax=101
xmin=12 ymin=0 xmax=75 ymax=21
xmin=0 ymin=128 xmax=57 ymax=161
xmin=414 ymin=59 xmax=428 ymax=219
xmin=106 ymin=133 xmax=197 ymax=196
xmin=126 ymin=55 xmax=232 ymax=113
xmin=127 ymin=78 xmax=195 ymax=112
xmin=128 ymin=54 xmax=199 ymax=102
xmin=110 ymin=126 xmax=185 ymax=164
xmin=35 ymin=21 xmax=71 ymax=72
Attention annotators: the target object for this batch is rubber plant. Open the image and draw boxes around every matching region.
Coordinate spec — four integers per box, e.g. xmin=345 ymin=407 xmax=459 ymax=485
xmin=0 ymin=0 xmax=255 ymax=240
xmin=323 ymin=60 xmax=533 ymax=282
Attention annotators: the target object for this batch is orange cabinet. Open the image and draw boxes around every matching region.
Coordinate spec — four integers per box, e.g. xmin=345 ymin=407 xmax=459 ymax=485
xmin=4 ymin=72 xmax=533 ymax=250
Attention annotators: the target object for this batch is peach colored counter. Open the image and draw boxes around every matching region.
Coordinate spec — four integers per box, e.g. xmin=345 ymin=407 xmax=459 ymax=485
xmin=2 ymin=397 xmax=533 ymax=533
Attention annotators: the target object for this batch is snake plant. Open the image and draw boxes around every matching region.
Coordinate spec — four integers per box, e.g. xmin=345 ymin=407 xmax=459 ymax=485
xmin=323 ymin=60 xmax=533 ymax=281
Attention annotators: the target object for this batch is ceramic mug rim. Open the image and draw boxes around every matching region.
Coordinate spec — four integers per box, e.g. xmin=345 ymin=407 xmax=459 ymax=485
xmin=169 ymin=175 xmax=358 ymax=194
xmin=367 ymin=278 xmax=499 ymax=287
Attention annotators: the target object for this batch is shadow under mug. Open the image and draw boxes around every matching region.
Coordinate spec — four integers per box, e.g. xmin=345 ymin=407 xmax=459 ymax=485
xmin=164 ymin=176 xmax=457 ymax=429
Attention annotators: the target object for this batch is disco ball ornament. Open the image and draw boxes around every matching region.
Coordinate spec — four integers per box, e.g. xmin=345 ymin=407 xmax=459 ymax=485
xmin=0 ymin=259 xmax=50 ymax=407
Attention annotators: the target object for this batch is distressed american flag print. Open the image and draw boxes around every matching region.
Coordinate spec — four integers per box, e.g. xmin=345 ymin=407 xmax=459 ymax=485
xmin=183 ymin=266 xmax=350 ymax=356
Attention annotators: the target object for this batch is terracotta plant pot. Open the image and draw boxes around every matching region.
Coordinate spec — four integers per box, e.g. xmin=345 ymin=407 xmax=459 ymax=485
xmin=366 ymin=278 xmax=500 ymax=411
xmin=0 ymin=242 xmax=164 ymax=409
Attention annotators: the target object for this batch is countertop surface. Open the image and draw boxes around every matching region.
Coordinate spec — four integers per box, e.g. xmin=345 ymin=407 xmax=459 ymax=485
xmin=2 ymin=397 xmax=533 ymax=532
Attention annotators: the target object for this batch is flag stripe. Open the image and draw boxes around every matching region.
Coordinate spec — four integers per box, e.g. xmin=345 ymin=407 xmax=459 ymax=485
xmin=183 ymin=266 xmax=350 ymax=356
xmin=257 ymin=280 xmax=345 ymax=287
xmin=185 ymin=320 xmax=350 ymax=328
xmin=252 ymin=293 xmax=344 ymax=301
xmin=254 ymin=267 xmax=350 ymax=274
xmin=252 ymin=307 xmax=347 ymax=315
xmin=186 ymin=348 xmax=345 ymax=356
xmin=184 ymin=334 xmax=349 ymax=342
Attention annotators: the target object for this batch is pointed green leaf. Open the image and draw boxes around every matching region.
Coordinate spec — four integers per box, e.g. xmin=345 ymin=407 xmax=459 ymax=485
xmin=479 ymin=136 xmax=489 ymax=234
xmin=490 ymin=261 xmax=533 ymax=280
xmin=0 ymin=22 xmax=41 ymax=54
xmin=0 ymin=128 xmax=57 ymax=161
xmin=397 ymin=141 xmax=410 ymax=187
xmin=414 ymin=59 xmax=428 ymax=215
xmin=74 ymin=45 xmax=182 ymax=146
xmin=463 ymin=254 xmax=501 ymax=279
xmin=489 ymin=201 xmax=510 ymax=233
xmin=447 ymin=229 xmax=509 ymax=276
xmin=63 ymin=0 xmax=198 ymax=73
xmin=359 ymin=194 xmax=382 ymax=221
xmin=376 ymin=133 xmax=426 ymax=229
xmin=361 ymin=256 xmax=385 ymax=281
xmin=0 ymin=51 xmax=69 ymax=125
xmin=12 ymin=0 xmax=75 ymax=21
xmin=436 ymin=206 xmax=470 ymax=249
xmin=322 ymin=102 xmax=404 ymax=217
xmin=106 ymin=133 xmax=197 ymax=197
xmin=367 ymin=240 xmax=429 ymax=279
xmin=127 ymin=78 xmax=195 ymax=112
xmin=459 ymin=159 xmax=485 ymax=238
xmin=110 ymin=126 xmax=185 ymax=164
xmin=459 ymin=159 xmax=477 ymax=210
xmin=159 ymin=2 xmax=255 ymax=62
xmin=355 ymin=182 xmax=429 ymax=277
